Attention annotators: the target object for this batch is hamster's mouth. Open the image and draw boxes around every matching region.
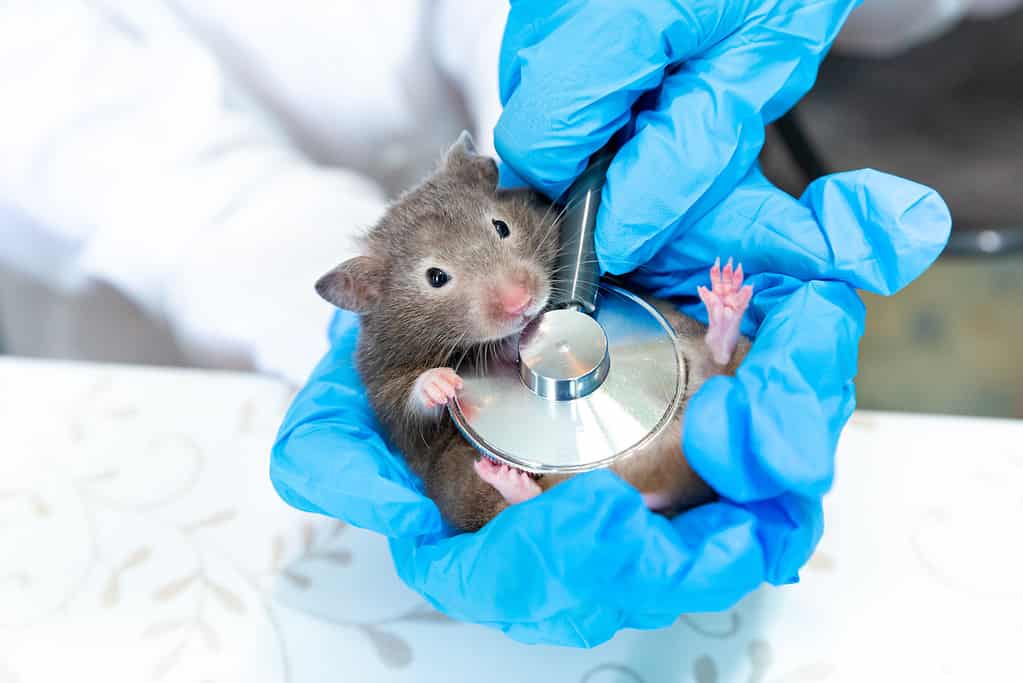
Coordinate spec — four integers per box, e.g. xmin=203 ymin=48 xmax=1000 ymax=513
xmin=503 ymin=302 xmax=548 ymax=337
xmin=480 ymin=313 xmax=537 ymax=345
xmin=482 ymin=296 xmax=548 ymax=344
xmin=509 ymin=312 xmax=535 ymax=332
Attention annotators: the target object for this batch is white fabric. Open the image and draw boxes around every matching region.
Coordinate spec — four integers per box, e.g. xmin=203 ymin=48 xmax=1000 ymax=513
xmin=0 ymin=0 xmax=507 ymax=385
xmin=3 ymin=357 xmax=1022 ymax=682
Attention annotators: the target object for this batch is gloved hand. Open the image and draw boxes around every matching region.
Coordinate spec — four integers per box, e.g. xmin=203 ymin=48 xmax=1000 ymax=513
xmin=496 ymin=0 xmax=867 ymax=274
xmin=270 ymin=0 xmax=952 ymax=647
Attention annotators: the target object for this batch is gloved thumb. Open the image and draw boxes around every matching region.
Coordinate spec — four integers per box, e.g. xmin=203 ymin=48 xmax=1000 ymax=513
xmin=800 ymin=169 xmax=951 ymax=295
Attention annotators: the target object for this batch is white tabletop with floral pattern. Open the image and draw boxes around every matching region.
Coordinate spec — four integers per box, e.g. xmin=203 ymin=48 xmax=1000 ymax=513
xmin=1 ymin=358 xmax=1021 ymax=683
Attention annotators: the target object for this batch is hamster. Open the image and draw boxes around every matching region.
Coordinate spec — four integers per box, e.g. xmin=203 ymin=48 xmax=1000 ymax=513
xmin=315 ymin=132 xmax=752 ymax=532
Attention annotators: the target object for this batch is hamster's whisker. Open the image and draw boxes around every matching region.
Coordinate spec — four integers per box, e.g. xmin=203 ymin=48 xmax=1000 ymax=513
xmin=549 ymin=258 xmax=601 ymax=269
xmin=548 ymin=264 xmax=601 ymax=279
xmin=535 ymin=195 xmax=561 ymax=236
xmin=547 ymin=241 xmax=600 ymax=261
xmin=530 ymin=201 xmax=572 ymax=262
xmin=444 ymin=333 xmax=465 ymax=370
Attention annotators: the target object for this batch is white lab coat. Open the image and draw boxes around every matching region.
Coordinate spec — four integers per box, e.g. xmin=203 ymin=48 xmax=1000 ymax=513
xmin=0 ymin=0 xmax=505 ymax=385
xmin=1 ymin=0 xmax=1016 ymax=386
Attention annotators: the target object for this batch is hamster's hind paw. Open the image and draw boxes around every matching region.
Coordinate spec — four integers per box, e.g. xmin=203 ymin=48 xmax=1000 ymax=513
xmin=474 ymin=458 xmax=541 ymax=505
xmin=698 ymin=257 xmax=753 ymax=365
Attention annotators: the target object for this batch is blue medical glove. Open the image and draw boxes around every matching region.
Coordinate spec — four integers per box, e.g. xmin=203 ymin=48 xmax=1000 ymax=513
xmin=270 ymin=165 xmax=950 ymax=646
xmin=495 ymin=0 xmax=865 ymax=274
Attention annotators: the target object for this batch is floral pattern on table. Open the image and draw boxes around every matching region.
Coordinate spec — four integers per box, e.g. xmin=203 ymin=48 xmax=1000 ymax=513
xmin=1 ymin=359 xmax=1020 ymax=682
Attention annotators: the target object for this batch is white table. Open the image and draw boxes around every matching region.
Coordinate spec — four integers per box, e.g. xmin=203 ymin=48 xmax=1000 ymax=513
xmin=1 ymin=358 xmax=1020 ymax=682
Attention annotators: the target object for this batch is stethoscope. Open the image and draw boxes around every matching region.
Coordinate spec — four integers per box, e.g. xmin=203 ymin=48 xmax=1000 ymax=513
xmin=448 ymin=138 xmax=686 ymax=474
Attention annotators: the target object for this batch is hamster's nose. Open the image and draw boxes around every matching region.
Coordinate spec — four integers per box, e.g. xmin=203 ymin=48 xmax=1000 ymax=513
xmin=498 ymin=285 xmax=532 ymax=316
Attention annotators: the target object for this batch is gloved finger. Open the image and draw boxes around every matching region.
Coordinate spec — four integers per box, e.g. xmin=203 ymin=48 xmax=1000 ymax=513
xmin=495 ymin=0 xmax=774 ymax=198
xmin=499 ymin=602 xmax=679 ymax=647
xmin=616 ymin=491 xmax=824 ymax=617
xmin=627 ymin=169 xmax=948 ymax=502
xmin=390 ymin=470 xmax=782 ymax=640
xmin=800 ymin=169 xmax=952 ymax=294
xmin=270 ymin=311 xmax=447 ymax=537
xmin=391 ymin=470 xmax=651 ymax=627
xmin=684 ymin=276 xmax=863 ymax=503
xmin=491 ymin=604 xmax=631 ymax=648
xmin=594 ymin=1 xmax=863 ymax=274
xmin=630 ymin=167 xmax=951 ymax=307
xmin=578 ymin=467 xmax=826 ymax=617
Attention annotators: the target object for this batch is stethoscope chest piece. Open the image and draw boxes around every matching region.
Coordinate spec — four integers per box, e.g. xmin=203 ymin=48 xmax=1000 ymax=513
xmin=517 ymin=307 xmax=610 ymax=401
xmin=449 ymin=282 xmax=683 ymax=474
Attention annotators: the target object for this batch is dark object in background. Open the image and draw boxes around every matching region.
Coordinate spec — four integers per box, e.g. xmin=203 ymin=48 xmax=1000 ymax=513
xmin=761 ymin=9 xmax=1023 ymax=418
xmin=763 ymin=8 xmax=1023 ymax=255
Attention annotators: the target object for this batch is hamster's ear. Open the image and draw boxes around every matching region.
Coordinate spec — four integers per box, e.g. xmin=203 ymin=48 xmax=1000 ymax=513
xmin=315 ymin=256 xmax=383 ymax=313
xmin=443 ymin=130 xmax=498 ymax=190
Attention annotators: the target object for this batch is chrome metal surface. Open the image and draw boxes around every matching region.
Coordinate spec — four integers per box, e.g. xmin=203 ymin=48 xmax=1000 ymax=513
xmin=551 ymin=141 xmax=617 ymax=313
xmin=449 ymin=282 xmax=683 ymax=473
xmin=517 ymin=309 xmax=610 ymax=400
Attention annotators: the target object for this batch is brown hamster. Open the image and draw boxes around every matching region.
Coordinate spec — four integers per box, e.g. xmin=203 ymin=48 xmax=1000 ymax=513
xmin=315 ymin=132 xmax=752 ymax=532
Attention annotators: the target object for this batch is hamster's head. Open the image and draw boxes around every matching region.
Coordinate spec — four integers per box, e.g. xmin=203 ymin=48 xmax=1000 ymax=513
xmin=316 ymin=132 xmax=558 ymax=350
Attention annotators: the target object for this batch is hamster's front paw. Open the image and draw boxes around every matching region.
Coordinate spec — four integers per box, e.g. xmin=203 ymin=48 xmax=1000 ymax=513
xmin=698 ymin=257 xmax=753 ymax=365
xmin=411 ymin=367 xmax=464 ymax=413
xmin=474 ymin=458 xmax=541 ymax=504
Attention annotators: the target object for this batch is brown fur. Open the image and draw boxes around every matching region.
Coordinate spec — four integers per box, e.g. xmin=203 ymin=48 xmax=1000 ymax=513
xmin=316 ymin=132 xmax=749 ymax=532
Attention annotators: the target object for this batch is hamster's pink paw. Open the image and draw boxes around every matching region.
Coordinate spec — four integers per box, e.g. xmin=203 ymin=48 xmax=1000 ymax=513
xmin=411 ymin=367 xmax=464 ymax=413
xmin=641 ymin=490 xmax=676 ymax=512
xmin=474 ymin=458 xmax=541 ymax=505
xmin=698 ymin=257 xmax=753 ymax=365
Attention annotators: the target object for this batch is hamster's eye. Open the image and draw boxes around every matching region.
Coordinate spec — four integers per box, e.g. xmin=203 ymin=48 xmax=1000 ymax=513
xmin=492 ymin=219 xmax=510 ymax=239
xmin=426 ymin=267 xmax=450 ymax=288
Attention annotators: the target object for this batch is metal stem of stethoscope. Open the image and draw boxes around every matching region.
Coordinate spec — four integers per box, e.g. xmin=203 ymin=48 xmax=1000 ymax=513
xmin=550 ymin=142 xmax=618 ymax=313
xmin=516 ymin=142 xmax=618 ymax=401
